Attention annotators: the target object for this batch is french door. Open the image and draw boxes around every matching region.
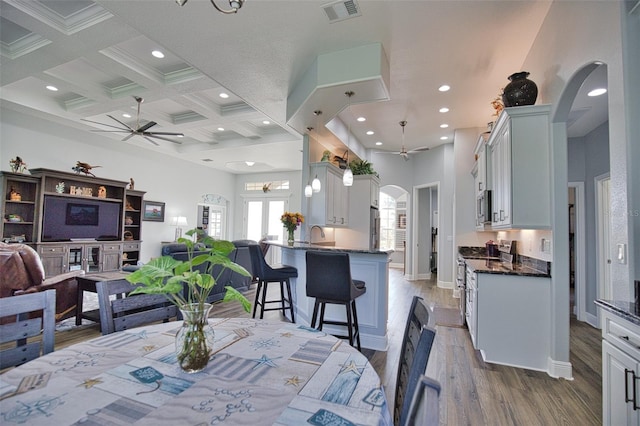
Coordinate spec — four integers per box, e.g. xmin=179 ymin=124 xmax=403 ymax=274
xmin=243 ymin=197 xmax=288 ymax=244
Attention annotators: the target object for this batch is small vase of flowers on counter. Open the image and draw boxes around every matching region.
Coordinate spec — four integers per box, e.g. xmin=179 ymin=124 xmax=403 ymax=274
xmin=281 ymin=212 xmax=304 ymax=246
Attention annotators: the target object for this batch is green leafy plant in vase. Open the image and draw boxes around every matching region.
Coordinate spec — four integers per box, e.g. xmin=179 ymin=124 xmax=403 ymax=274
xmin=126 ymin=229 xmax=251 ymax=373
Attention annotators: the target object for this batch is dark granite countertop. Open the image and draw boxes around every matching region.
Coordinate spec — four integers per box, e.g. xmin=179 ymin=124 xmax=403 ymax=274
xmin=595 ymin=299 xmax=640 ymax=326
xmin=266 ymin=241 xmax=393 ymax=255
xmin=464 ymin=259 xmax=551 ymax=277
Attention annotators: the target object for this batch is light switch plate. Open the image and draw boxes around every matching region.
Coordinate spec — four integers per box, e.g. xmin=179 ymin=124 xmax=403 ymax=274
xmin=617 ymin=243 xmax=627 ymax=264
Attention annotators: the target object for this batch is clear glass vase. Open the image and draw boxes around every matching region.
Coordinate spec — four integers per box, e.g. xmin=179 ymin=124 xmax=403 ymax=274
xmin=175 ymin=303 xmax=215 ymax=373
xmin=287 ymin=229 xmax=295 ymax=246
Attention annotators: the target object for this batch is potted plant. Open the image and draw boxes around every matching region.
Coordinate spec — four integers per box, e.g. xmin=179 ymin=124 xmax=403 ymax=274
xmin=349 ymin=159 xmax=379 ymax=177
xmin=126 ymin=229 xmax=251 ymax=373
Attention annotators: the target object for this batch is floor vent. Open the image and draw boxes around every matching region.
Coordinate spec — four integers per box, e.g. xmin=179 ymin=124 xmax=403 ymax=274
xmin=323 ymin=0 xmax=361 ymax=23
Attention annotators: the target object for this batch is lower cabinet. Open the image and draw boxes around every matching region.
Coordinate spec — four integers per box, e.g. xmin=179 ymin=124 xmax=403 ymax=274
xmin=601 ymin=309 xmax=640 ymax=425
xmin=37 ymin=242 xmax=122 ymax=277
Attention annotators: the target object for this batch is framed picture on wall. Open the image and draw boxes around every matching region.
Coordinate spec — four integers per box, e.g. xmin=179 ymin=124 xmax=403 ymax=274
xmin=142 ymin=200 xmax=165 ymax=222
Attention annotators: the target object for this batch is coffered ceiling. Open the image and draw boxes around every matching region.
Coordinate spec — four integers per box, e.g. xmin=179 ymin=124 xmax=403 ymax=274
xmin=0 ymin=0 xmax=609 ymax=174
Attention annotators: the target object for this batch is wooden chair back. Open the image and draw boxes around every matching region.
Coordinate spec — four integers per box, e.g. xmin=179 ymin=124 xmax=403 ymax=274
xmin=403 ymin=375 xmax=441 ymax=426
xmin=96 ymin=280 xmax=177 ymax=334
xmin=394 ymin=295 xmax=434 ymax=425
xmin=0 ymin=289 xmax=56 ymax=369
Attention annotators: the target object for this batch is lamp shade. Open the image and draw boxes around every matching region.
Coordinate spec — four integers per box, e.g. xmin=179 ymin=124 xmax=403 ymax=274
xmin=311 ymin=175 xmax=321 ymax=192
xmin=171 ymin=216 xmax=188 ymax=227
xmin=305 ymin=184 xmax=313 ymax=197
xmin=343 ymin=168 xmax=353 ymax=186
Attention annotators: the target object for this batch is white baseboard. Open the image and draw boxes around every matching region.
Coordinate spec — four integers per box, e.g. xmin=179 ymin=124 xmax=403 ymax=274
xmin=547 ymin=357 xmax=574 ymax=380
xmin=437 ymin=279 xmax=454 ymax=289
xmin=417 ymin=272 xmax=431 ymax=280
xmin=586 ymin=311 xmax=599 ymax=328
xmin=389 ymin=262 xmax=404 ymax=269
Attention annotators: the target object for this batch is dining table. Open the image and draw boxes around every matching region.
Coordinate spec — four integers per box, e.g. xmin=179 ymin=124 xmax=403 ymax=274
xmin=0 ymin=317 xmax=392 ymax=425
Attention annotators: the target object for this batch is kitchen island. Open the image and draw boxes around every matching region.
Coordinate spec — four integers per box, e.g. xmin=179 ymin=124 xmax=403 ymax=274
xmin=267 ymin=241 xmax=392 ymax=351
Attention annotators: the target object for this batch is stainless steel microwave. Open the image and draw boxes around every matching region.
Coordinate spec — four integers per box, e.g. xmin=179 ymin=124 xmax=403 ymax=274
xmin=477 ymin=190 xmax=492 ymax=224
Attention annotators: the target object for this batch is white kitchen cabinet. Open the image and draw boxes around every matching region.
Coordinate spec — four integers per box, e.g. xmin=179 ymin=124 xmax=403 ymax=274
xmin=473 ymin=132 xmax=490 ymax=196
xmin=469 ymin=267 xmax=551 ymax=371
xmin=347 ymin=175 xmax=380 ymax=249
xmin=600 ymin=309 xmax=640 ymax=425
xmin=488 ymin=105 xmax=551 ymax=229
xmin=308 ymin=162 xmax=349 ymax=227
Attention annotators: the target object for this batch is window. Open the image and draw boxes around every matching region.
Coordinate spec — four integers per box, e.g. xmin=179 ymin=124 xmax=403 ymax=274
xmin=379 ymin=192 xmax=396 ymax=251
xmin=245 ymin=181 xmax=290 ymax=191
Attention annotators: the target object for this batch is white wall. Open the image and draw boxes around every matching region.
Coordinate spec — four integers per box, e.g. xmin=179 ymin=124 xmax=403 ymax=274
xmin=0 ymin=107 xmax=237 ymax=262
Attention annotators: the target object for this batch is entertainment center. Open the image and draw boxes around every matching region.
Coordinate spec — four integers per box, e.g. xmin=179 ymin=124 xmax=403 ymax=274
xmin=1 ymin=168 xmax=145 ymax=277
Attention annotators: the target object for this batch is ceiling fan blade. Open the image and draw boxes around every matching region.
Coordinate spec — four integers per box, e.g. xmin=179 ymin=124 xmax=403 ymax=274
xmin=89 ymin=129 xmax=131 ymax=134
xmin=408 ymin=146 xmax=430 ymax=153
xmin=137 ymin=121 xmax=157 ymax=132
xmin=106 ymin=115 xmax=135 ymax=131
xmin=147 ymin=131 xmax=185 ymax=136
xmin=81 ymin=118 xmax=129 ymax=131
xmin=122 ymin=133 xmax=135 ymax=142
xmin=142 ymin=133 xmax=183 ymax=144
xmin=401 ymin=153 xmax=410 ymax=161
xmin=143 ymin=136 xmax=160 ymax=146
xmin=374 ymin=151 xmax=402 ymax=155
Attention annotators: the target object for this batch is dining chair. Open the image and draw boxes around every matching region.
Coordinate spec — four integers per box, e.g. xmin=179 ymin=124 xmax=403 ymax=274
xmin=394 ymin=295 xmax=435 ymax=425
xmin=0 ymin=289 xmax=56 ymax=369
xmin=305 ymin=250 xmax=366 ymax=350
xmin=403 ymin=375 xmax=441 ymax=426
xmin=248 ymin=244 xmax=297 ymax=322
xmin=96 ymin=280 xmax=177 ymax=335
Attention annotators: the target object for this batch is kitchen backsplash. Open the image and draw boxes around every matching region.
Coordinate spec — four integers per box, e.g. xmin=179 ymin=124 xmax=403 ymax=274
xmin=495 ymin=229 xmax=553 ymax=262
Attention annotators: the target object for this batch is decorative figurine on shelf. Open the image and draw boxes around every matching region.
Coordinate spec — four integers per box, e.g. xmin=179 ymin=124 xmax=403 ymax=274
xmin=124 ymin=231 xmax=134 ymax=241
xmin=126 ymin=200 xmax=135 ymax=211
xmin=9 ymin=156 xmax=28 ymax=174
xmin=262 ymin=183 xmax=271 ymax=193
xmin=7 ymin=186 xmax=21 ymax=201
xmin=321 ymin=150 xmax=331 ymax=162
xmin=128 ymin=178 xmax=135 ymax=190
xmin=125 ymin=216 xmax=134 ymax=225
xmin=72 ymin=161 xmax=101 ymax=177
xmin=491 ymin=92 xmax=504 ymax=119
xmin=98 ymin=186 xmax=107 ymax=198
xmin=55 ymin=182 xmax=65 ymax=194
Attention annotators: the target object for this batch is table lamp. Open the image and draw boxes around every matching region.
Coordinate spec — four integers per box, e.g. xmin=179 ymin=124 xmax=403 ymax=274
xmin=171 ymin=216 xmax=188 ymax=241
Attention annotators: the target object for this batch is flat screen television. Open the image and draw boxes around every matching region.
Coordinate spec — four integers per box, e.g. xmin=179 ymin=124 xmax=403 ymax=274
xmin=41 ymin=195 xmax=121 ymax=242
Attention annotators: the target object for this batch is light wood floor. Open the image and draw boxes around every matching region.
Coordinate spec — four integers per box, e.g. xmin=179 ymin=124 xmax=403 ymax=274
xmin=52 ymin=268 xmax=602 ymax=425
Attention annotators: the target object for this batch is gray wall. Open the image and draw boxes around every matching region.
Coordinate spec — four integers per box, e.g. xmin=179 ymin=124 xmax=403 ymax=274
xmin=568 ymin=121 xmax=610 ymax=316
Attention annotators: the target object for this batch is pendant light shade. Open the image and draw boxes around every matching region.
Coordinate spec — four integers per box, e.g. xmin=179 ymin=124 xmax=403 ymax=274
xmin=343 ymin=91 xmax=354 ymax=187
xmin=343 ymin=168 xmax=353 ymax=186
xmin=311 ymin=175 xmax=321 ymax=192
xmin=304 ymin=184 xmax=313 ymax=197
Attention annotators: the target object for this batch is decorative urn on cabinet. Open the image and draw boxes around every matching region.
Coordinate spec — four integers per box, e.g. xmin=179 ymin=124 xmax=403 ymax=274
xmin=501 ymin=72 xmax=538 ymax=107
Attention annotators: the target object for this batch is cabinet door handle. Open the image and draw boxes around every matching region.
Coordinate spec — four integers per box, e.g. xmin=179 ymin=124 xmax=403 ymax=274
xmin=500 ymin=210 xmax=505 ymax=221
xmin=626 ymin=369 xmax=640 ymax=410
xmin=493 ymin=212 xmax=497 ymax=222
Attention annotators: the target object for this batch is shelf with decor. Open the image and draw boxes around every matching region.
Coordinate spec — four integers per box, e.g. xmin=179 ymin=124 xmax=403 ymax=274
xmin=123 ymin=189 xmax=145 ymax=266
xmin=1 ymin=171 xmax=40 ymax=244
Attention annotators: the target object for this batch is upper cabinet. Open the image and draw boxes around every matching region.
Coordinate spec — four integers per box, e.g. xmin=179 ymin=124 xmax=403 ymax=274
xmin=474 ymin=133 xmax=490 ymax=196
xmin=488 ymin=105 xmax=551 ymax=229
xmin=308 ymin=162 xmax=349 ymax=227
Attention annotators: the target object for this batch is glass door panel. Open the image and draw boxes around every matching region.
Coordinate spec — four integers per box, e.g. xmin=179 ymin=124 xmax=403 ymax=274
xmin=86 ymin=246 xmax=101 ymax=273
xmin=246 ymin=200 xmax=263 ymax=242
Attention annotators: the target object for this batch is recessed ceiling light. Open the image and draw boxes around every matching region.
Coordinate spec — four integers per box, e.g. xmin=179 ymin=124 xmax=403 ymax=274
xmin=262 ymin=120 xmax=270 ymax=125
xmin=588 ymin=88 xmax=607 ymax=97
xmin=375 ymin=141 xmax=383 ymax=146
xmin=151 ymin=50 xmax=165 ymax=58
xmin=219 ymin=92 xmax=229 ymax=99
xmin=366 ymin=130 xmax=374 ymax=135
xmin=440 ymin=124 xmax=449 ymax=128
xmin=122 ymin=113 xmax=131 ymax=118
xmin=245 ymin=161 xmax=255 ymax=166
xmin=440 ymin=136 xmax=448 ymax=140
xmin=357 ymin=117 xmax=366 ymax=122
xmin=438 ymin=85 xmax=451 ymax=92
xmin=439 ymin=107 xmax=449 ymax=113
xmin=217 ymin=127 xmax=225 ymax=131
xmin=46 ymin=85 xmax=58 ymax=91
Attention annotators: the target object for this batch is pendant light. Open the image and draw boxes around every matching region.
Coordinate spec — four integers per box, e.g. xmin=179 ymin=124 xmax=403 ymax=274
xmin=312 ymin=110 xmax=322 ymax=192
xmin=343 ymin=91 xmax=354 ymax=187
xmin=305 ymin=183 xmax=313 ymax=197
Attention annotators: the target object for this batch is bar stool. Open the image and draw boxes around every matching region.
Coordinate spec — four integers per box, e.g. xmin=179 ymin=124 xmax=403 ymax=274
xmin=248 ymin=244 xmax=297 ymax=322
xmin=305 ymin=251 xmax=366 ymax=350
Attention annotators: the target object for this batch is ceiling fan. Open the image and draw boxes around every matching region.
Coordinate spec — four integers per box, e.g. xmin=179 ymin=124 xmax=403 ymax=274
xmin=81 ymin=96 xmax=184 ymax=146
xmin=375 ymin=120 xmax=429 ymax=161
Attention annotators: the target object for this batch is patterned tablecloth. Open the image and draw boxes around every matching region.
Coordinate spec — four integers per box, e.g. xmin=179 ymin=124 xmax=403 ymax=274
xmin=0 ymin=318 xmax=392 ymax=425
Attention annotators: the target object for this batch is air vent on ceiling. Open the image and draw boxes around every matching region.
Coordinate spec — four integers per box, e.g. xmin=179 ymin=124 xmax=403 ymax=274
xmin=323 ymin=0 xmax=361 ymax=23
